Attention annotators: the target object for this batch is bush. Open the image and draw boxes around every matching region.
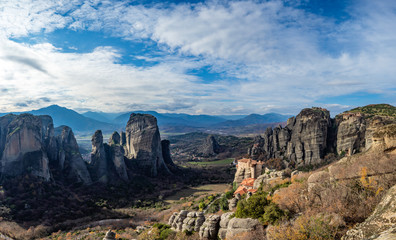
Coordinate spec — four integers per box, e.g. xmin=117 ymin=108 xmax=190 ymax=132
xmin=234 ymin=192 xmax=270 ymax=219
xmin=261 ymin=203 xmax=288 ymax=225
xmin=267 ymin=214 xmax=340 ymax=240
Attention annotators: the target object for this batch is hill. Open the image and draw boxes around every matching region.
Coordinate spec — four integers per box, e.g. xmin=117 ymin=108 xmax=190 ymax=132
xmin=344 ymin=103 xmax=396 ymax=118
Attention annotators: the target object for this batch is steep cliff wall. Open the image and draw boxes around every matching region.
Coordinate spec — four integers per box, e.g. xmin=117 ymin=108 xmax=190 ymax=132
xmin=125 ymin=113 xmax=169 ymax=176
xmin=248 ymin=104 xmax=395 ymax=168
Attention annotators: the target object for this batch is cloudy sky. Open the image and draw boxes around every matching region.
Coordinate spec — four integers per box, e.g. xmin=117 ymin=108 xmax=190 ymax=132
xmin=0 ymin=0 xmax=395 ymax=115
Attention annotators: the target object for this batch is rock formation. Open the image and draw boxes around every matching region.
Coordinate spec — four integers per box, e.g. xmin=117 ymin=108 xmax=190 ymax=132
xmin=108 ymin=132 xmax=128 ymax=181
xmin=199 ymin=214 xmax=221 ymax=239
xmin=0 ymin=114 xmax=51 ymax=180
xmin=161 ymin=139 xmax=175 ymax=167
xmin=224 ymin=218 xmax=263 ymax=239
xmin=88 ymin=130 xmax=109 ymax=183
xmin=125 ymin=113 xmax=169 ymax=176
xmin=253 ymin=168 xmax=286 ymax=189
xmin=50 ymin=126 xmax=91 ymax=184
xmin=0 ymin=114 xmax=92 ymax=184
xmin=248 ymin=105 xmax=396 ymax=168
xmin=200 ymin=135 xmax=220 ymax=157
xmin=248 ymin=107 xmax=331 ymax=167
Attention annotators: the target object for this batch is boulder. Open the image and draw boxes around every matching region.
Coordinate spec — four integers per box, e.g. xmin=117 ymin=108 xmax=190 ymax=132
xmin=218 ymin=212 xmax=233 ymax=239
xmin=103 ymin=230 xmax=116 ymax=240
xmin=199 ymin=214 xmax=220 ymax=239
xmin=181 ymin=211 xmax=205 ymax=232
xmin=125 ymin=113 xmax=169 ymax=176
xmin=225 ymin=217 xmax=263 ymax=239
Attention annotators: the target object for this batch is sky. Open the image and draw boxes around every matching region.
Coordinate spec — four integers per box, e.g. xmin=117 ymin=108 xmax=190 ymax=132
xmin=0 ymin=0 xmax=395 ymax=116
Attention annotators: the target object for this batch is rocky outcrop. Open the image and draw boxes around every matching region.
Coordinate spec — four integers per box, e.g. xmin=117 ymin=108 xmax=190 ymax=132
xmin=169 ymin=210 xmax=189 ymax=231
xmin=161 ymin=139 xmax=175 ymax=167
xmin=218 ymin=212 xmax=233 ymax=239
xmin=0 ymin=114 xmax=51 ymax=180
xmin=125 ymin=113 xmax=169 ymax=176
xmin=248 ymin=105 xmax=396 ymax=168
xmin=108 ymin=132 xmax=128 ymax=181
xmin=182 ymin=211 xmax=205 ymax=232
xmin=103 ymin=230 xmax=116 ymax=240
xmin=200 ymin=135 xmax=220 ymax=157
xmin=199 ymin=214 xmax=221 ymax=239
xmin=0 ymin=114 xmax=94 ymax=184
xmin=253 ymin=168 xmax=286 ymax=189
xmin=248 ymin=107 xmax=331 ymax=167
xmin=224 ymin=218 xmax=263 ymax=240
xmin=88 ymin=130 xmax=109 ymax=183
xmin=50 ymin=126 xmax=91 ymax=184
xmin=342 ymin=184 xmax=396 ymax=240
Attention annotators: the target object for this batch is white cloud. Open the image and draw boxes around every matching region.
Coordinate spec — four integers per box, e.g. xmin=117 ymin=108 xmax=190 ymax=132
xmin=0 ymin=0 xmax=395 ymax=115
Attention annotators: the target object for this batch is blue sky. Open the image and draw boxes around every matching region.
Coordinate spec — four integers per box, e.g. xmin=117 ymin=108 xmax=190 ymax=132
xmin=0 ymin=0 xmax=395 ymax=116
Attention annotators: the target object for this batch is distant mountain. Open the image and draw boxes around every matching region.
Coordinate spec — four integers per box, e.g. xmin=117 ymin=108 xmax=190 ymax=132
xmin=0 ymin=105 xmax=118 ymax=134
xmin=113 ymin=111 xmax=226 ymax=127
xmin=215 ymin=113 xmax=291 ymax=127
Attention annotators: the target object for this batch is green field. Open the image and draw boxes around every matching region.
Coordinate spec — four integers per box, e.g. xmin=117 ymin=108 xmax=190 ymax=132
xmin=187 ymin=158 xmax=235 ymax=166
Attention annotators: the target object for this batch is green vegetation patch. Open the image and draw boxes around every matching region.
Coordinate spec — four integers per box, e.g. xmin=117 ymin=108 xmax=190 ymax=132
xmin=346 ymin=104 xmax=396 ymax=118
xmin=187 ymin=158 xmax=234 ymax=166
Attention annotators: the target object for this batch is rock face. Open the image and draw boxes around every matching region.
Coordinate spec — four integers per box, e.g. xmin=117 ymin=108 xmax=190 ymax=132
xmin=253 ymin=168 xmax=286 ymax=189
xmin=199 ymin=214 xmax=221 ymax=239
xmin=88 ymin=130 xmax=109 ymax=183
xmin=108 ymin=132 xmax=128 ymax=181
xmin=248 ymin=107 xmax=331 ymax=167
xmin=169 ymin=210 xmax=189 ymax=231
xmin=50 ymin=126 xmax=91 ymax=184
xmin=0 ymin=114 xmax=51 ymax=180
xmin=218 ymin=212 xmax=233 ymax=239
xmin=182 ymin=211 xmax=205 ymax=232
xmin=0 ymin=114 xmax=92 ymax=184
xmin=248 ymin=106 xmax=396 ymax=168
xmin=161 ymin=139 xmax=175 ymax=167
xmin=125 ymin=113 xmax=169 ymax=176
xmin=224 ymin=218 xmax=263 ymax=240
xmin=342 ymin=184 xmax=396 ymax=240
xmin=200 ymin=135 xmax=220 ymax=157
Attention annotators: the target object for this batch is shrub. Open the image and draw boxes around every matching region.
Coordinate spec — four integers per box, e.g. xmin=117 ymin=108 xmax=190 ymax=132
xmin=234 ymin=191 xmax=270 ymax=219
xmin=261 ymin=203 xmax=288 ymax=225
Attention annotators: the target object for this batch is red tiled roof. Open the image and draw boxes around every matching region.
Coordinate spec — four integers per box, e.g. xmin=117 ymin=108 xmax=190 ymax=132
xmin=241 ymin=178 xmax=256 ymax=187
xmin=247 ymin=189 xmax=258 ymax=193
xmin=234 ymin=186 xmax=248 ymax=196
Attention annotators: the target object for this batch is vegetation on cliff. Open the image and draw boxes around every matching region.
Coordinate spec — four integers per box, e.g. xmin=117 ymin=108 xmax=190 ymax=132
xmin=345 ymin=104 xmax=396 ymax=118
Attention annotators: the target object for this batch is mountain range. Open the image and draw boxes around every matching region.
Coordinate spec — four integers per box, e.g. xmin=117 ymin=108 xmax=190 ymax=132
xmin=0 ymin=105 xmax=291 ymax=135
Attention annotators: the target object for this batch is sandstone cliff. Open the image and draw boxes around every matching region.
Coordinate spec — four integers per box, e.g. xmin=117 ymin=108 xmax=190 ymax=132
xmin=248 ymin=104 xmax=395 ymax=168
xmin=0 ymin=114 xmax=51 ymax=180
xmin=88 ymin=130 xmax=109 ymax=183
xmin=124 ymin=113 xmax=169 ymax=176
xmin=0 ymin=114 xmax=92 ymax=184
xmin=50 ymin=126 xmax=91 ymax=184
